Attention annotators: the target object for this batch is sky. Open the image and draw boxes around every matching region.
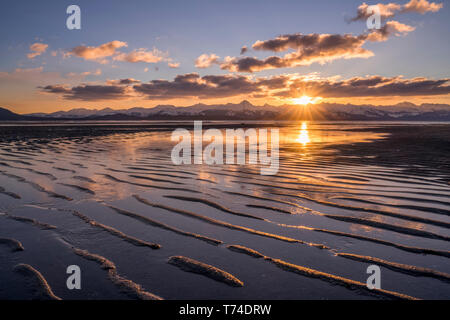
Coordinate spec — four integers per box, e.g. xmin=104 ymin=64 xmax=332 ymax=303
xmin=0 ymin=0 xmax=449 ymax=114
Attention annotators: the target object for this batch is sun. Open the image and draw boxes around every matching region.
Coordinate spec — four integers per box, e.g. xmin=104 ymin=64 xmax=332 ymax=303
xmin=292 ymin=95 xmax=321 ymax=105
xmin=293 ymin=96 xmax=313 ymax=105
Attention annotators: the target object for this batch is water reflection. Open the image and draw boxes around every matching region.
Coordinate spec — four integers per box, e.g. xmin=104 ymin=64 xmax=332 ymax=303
xmin=287 ymin=122 xmax=388 ymax=147
xmin=296 ymin=122 xmax=310 ymax=145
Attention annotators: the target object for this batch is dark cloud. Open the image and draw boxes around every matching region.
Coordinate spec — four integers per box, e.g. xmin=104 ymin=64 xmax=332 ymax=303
xmin=40 ymin=84 xmax=132 ymax=101
xmin=133 ymin=73 xmax=287 ymax=100
xmin=40 ymin=74 xmax=450 ymax=101
xmin=280 ymin=76 xmax=450 ymax=98
xmin=39 ymin=84 xmax=71 ymax=94
xmin=106 ymin=78 xmax=141 ymax=85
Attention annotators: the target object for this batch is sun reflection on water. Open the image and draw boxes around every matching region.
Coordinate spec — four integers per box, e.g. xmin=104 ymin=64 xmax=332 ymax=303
xmin=296 ymin=122 xmax=310 ymax=145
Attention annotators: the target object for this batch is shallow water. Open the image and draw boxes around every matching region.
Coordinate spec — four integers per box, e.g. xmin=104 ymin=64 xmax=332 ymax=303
xmin=0 ymin=121 xmax=449 ymax=300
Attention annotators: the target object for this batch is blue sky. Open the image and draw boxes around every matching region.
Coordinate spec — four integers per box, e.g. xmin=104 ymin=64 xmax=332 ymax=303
xmin=0 ymin=0 xmax=449 ymax=113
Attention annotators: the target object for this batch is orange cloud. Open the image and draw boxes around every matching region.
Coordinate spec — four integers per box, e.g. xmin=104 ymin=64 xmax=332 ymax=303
xmin=351 ymin=0 xmax=443 ymax=22
xmin=113 ymin=48 xmax=164 ymax=63
xmin=221 ymin=18 xmax=418 ymax=73
xmin=195 ymin=54 xmax=220 ymax=68
xmin=67 ymin=41 xmax=128 ymax=63
xmin=366 ymin=20 xmax=415 ymax=41
xmin=66 ymin=69 xmax=102 ymax=78
xmin=403 ymin=0 xmax=443 ymax=13
xmin=168 ymin=62 xmax=180 ymax=68
xmin=221 ymin=33 xmax=376 ymax=72
xmin=27 ymin=43 xmax=48 ymax=59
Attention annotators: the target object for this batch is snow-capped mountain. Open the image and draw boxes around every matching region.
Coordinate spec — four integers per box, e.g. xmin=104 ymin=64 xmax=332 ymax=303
xmin=2 ymin=100 xmax=450 ymax=121
xmin=26 ymin=100 xmax=272 ymax=118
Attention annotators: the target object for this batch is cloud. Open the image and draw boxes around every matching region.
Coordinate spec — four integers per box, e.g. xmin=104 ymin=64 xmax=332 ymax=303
xmin=366 ymin=20 xmax=415 ymax=41
xmin=113 ymin=48 xmax=164 ymax=63
xmin=27 ymin=43 xmax=48 ymax=59
xmin=106 ymin=78 xmax=141 ymax=85
xmin=136 ymin=74 xmax=450 ymax=100
xmin=350 ymin=2 xmax=402 ymax=21
xmin=66 ymin=69 xmax=102 ymax=78
xmin=402 ymin=0 xmax=443 ymax=13
xmin=39 ymin=84 xmax=71 ymax=94
xmin=65 ymin=41 xmax=170 ymax=65
xmin=134 ymin=74 xmax=450 ymax=99
xmin=40 ymin=73 xmax=450 ymax=102
xmin=168 ymin=62 xmax=180 ymax=68
xmin=213 ymin=0 xmax=440 ymax=73
xmin=195 ymin=54 xmax=220 ymax=68
xmin=221 ymin=33 xmax=377 ymax=72
xmin=220 ymin=19 xmax=419 ymax=73
xmin=39 ymin=84 xmax=133 ymax=101
xmin=350 ymin=0 xmax=443 ymax=22
xmin=0 ymin=67 xmax=66 ymax=86
xmin=133 ymin=73 xmax=264 ymax=99
xmin=1 ymin=67 xmax=43 ymax=75
xmin=66 ymin=41 xmax=128 ymax=63
xmin=275 ymin=75 xmax=450 ymax=98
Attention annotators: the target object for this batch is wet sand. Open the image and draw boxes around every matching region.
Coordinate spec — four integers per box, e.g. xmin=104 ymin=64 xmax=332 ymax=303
xmin=0 ymin=121 xmax=449 ymax=300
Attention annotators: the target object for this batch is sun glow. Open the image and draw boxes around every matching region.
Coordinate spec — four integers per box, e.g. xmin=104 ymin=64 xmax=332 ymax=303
xmin=292 ymin=95 xmax=322 ymax=105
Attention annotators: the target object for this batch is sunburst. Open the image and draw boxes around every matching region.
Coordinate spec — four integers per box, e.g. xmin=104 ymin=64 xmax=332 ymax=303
xmin=292 ymin=95 xmax=322 ymax=105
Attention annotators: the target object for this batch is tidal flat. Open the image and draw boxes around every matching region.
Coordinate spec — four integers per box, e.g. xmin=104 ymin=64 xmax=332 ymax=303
xmin=0 ymin=121 xmax=449 ymax=300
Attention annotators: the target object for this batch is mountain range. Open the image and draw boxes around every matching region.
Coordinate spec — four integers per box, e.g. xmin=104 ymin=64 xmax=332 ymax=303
xmin=1 ymin=100 xmax=450 ymax=121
